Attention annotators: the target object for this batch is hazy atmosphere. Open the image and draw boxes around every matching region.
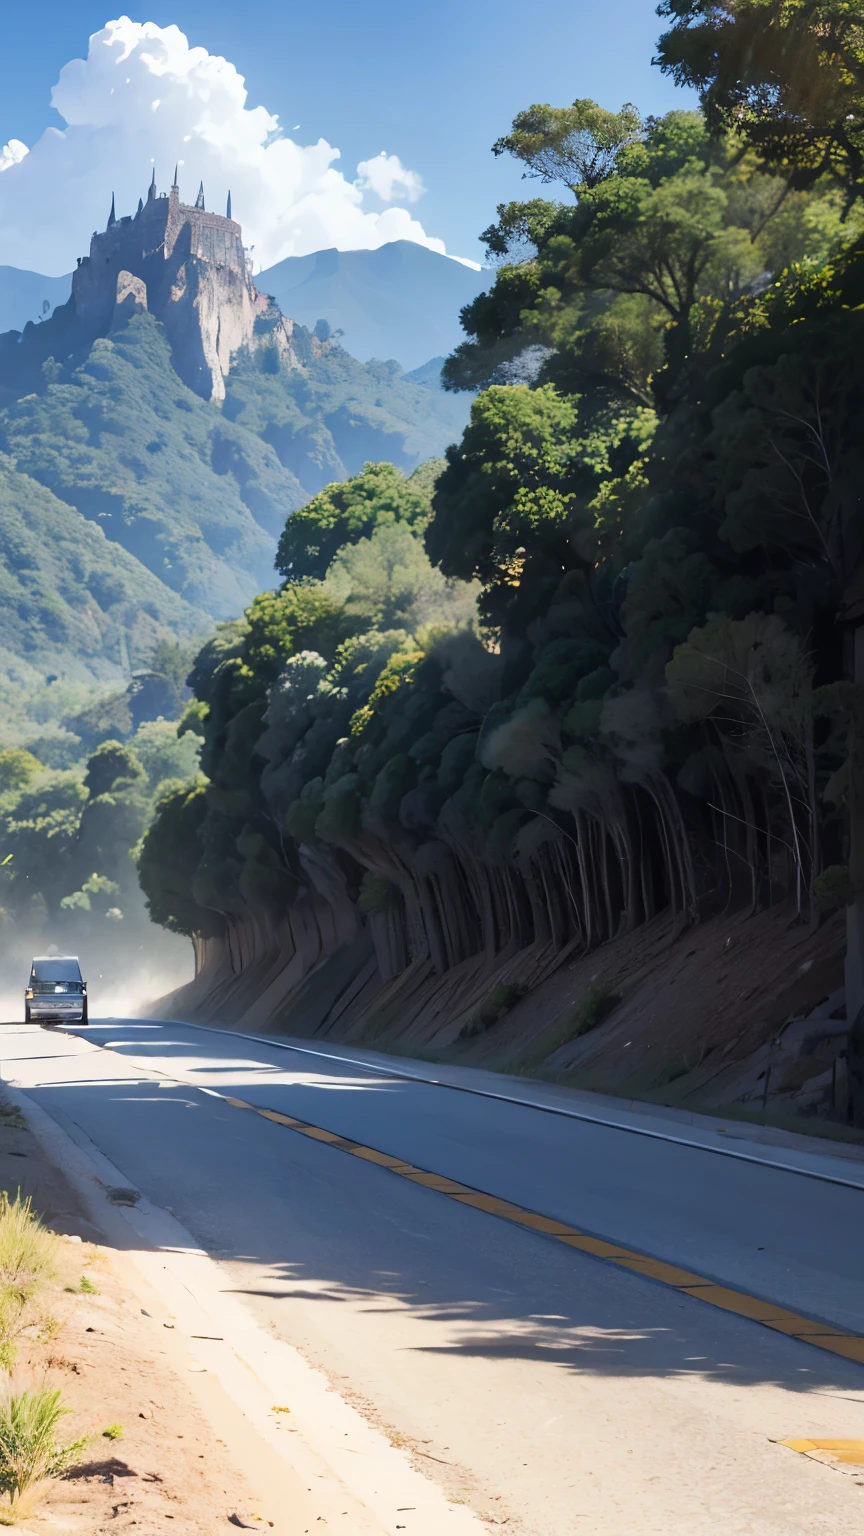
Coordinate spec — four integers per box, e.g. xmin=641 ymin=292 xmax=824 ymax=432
xmin=0 ymin=1 xmax=862 ymax=1531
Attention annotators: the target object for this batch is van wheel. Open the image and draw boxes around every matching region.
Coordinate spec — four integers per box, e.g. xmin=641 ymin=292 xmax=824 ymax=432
xmin=24 ymin=1004 xmax=30 ymax=1024
xmin=81 ymin=1001 xmax=88 ymax=1026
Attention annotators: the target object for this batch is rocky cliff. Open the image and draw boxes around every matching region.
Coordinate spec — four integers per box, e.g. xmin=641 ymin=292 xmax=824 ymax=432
xmin=0 ymin=182 xmax=470 ymax=730
xmin=70 ymin=177 xmax=259 ymax=400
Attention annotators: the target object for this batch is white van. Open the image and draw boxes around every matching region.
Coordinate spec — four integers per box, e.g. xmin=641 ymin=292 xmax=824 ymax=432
xmin=25 ymin=956 xmax=88 ymax=1025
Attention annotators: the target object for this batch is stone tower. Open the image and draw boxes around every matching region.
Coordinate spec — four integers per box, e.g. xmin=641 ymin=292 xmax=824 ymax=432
xmin=70 ymin=171 xmax=262 ymax=400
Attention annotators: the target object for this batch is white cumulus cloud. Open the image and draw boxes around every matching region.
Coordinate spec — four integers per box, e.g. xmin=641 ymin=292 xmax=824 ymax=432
xmin=0 ymin=140 xmax=28 ymax=173
xmin=0 ymin=17 xmax=473 ymax=275
xmin=356 ymin=152 xmax=425 ymax=203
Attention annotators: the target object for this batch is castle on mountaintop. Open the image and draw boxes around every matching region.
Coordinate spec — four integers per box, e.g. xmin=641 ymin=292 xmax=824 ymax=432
xmin=71 ymin=168 xmax=264 ymax=400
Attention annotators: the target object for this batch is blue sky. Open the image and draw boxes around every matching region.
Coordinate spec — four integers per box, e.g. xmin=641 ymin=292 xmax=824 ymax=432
xmin=0 ymin=3 xmax=693 ymax=267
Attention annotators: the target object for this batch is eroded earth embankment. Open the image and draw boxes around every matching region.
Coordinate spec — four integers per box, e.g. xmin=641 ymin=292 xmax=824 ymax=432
xmin=154 ymin=898 xmax=854 ymax=1138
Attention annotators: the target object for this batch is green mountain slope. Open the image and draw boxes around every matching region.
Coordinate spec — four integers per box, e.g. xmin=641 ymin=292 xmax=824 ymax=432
xmin=224 ymin=324 xmax=470 ymax=496
xmin=0 ymin=451 xmax=205 ymax=730
xmin=1 ymin=317 xmax=294 ymax=618
xmin=0 ymin=304 xmax=469 ymax=705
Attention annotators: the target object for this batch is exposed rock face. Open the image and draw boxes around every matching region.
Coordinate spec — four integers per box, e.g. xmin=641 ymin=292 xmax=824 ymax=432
xmin=72 ymin=180 xmax=259 ymax=399
xmin=110 ymin=270 xmax=148 ymax=330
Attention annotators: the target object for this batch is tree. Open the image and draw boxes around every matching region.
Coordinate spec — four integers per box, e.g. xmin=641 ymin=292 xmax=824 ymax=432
xmin=77 ymin=741 xmax=149 ymax=888
xmin=492 ymin=100 xmax=642 ymax=192
xmin=656 ymin=0 xmax=864 ymax=207
xmin=137 ymin=779 xmax=220 ymax=937
xmin=445 ymin=105 xmax=848 ymax=404
xmin=709 ymin=313 xmax=864 ymax=590
xmin=60 ymin=872 xmax=121 ymax=917
xmin=244 ymin=585 xmax=346 ymax=682
xmin=127 ymin=640 xmax=195 ymax=727
xmin=83 ymin=742 xmax=146 ymax=801
xmin=325 ymin=523 xmax=478 ymax=634
xmin=573 ymin=160 xmax=757 ymax=399
xmin=0 ymin=751 xmax=41 ymax=796
xmin=667 ymin=612 xmax=819 ymax=914
xmin=130 ymin=719 xmax=200 ymax=792
xmin=0 ymin=772 xmax=87 ymax=917
xmin=275 ymin=462 xmax=436 ymax=582
xmin=426 ymin=385 xmax=595 ymax=628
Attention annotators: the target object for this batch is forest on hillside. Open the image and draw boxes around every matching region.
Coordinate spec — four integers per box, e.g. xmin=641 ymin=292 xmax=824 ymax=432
xmin=0 ymin=294 xmax=467 ymax=769
xmin=0 ymin=642 xmax=198 ymax=986
xmin=136 ymin=0 xmax=864 ymax=1096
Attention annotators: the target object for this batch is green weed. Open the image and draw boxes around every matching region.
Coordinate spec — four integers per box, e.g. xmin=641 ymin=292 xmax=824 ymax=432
xmin=0 ymin=1388 xmax=88 ymax=1521
xmin=0 ymin=1196 xmax=58 ymax=1297
xmin=459 ymin=983 xmax=525 ymax=1040
xmin=521 ymin=983 xmax=621 ymax=1067
xmin=64 ymin=1276 xmax=97 ymax=1296
xmin=0 ymin=1194 xmax=60 ymax=1371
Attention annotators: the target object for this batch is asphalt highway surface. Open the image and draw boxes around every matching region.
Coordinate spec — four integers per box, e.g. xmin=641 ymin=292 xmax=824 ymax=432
xmin=3 ymin=1016 xmax=864 ymax=1535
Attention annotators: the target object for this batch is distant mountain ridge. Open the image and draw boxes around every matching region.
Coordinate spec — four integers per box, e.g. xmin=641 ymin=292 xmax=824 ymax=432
xmin=0 ymin=265 xmax=72 ymax=336
xmin=256 ymin=242 xmax=488 ymax=371
xmin=0 ymin=240 xmax=488 ymax=374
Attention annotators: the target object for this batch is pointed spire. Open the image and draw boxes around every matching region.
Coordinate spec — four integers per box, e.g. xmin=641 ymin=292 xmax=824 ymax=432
xmin=172 ymin=163 xmax=179 ymax=192
xmin=137 ymin=196 xmax=143 ymax=215
xmin=107 ymin=193 xmax=116 ymax=229
xmin=226 ymin=190 xmax=232 ymax=221
xmin=195 ymin=180 xmax=205 ymax=211
xmin=147 ymin=167 xmax=156 ymax=202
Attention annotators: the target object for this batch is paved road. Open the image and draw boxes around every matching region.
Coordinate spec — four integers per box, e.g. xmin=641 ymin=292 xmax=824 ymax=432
xmin=4 ymin=1017 xmax=864 ymax=1535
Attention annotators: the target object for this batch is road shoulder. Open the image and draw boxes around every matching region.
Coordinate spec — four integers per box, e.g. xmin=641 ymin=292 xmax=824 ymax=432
xmin=0 ymin=1035 xmax=487 ymax=1536
xmin=0 ymin=1098 xmax=288 ymax=1533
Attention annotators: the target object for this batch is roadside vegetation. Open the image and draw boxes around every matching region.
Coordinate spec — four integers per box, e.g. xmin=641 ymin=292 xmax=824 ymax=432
xmin=0 ymin=1388 xmax=87 ymax=1524
xmin=0 ymin=1193 xmax=59 ymax=1374
xmin=523 ymin=984 xmax=624 ymax=1069
xmin=0 ymin=1192 xmax=87 ymax=1523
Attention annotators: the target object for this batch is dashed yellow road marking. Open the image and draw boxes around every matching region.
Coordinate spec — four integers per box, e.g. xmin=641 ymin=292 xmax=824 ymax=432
xmin=779 ymin=1438 xmax=864 ymax=1476
xmin=781 ymin=1438 xmax=864 ymax=1463
xmin=219 ymin=1091 xmax=864 ymax=1369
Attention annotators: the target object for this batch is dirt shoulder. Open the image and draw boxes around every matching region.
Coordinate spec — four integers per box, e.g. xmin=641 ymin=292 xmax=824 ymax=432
xmin=0 ymin=1105 xmax=279 ymax=1534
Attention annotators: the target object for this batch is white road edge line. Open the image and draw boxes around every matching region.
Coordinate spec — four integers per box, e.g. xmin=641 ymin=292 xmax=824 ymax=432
xmin=95 ymin=1017 xmax=864 ymax=1196
xmin=0 ymin=1064 xmax=487 ymax=1536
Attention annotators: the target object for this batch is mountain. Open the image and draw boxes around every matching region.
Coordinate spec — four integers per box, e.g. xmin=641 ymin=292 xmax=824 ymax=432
xmin=0 ymin=191 xmax=472 ymax=734
xmin=0 ymin=265 xmax=72 ymax=335
xmin=0 ymin=241 xmax=489 ymax=375
xmin=255 ymin=242 xmax=489 ymax=371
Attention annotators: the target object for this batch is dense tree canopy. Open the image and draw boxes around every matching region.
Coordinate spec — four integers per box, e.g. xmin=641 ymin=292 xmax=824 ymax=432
xmin=275 ymin=461 xmax=440 ymax=582
xmin=0 ymin=714 xmax=199 ymax=942
xmin=138 ymin=7 xmax=864 ymax=1079
xmin=656 ymin=0 xmax=864 ymax=206
xmin=445 ymin=105 xmax=856 ymax=409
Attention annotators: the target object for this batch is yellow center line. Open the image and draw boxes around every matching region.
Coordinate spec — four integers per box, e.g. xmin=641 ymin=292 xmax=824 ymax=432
xmin=203 ymin=1088 xmax=864 ymax=1367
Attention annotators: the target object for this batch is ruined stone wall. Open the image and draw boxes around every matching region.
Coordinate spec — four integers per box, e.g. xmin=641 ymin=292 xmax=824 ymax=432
xmin=164 ymin=199 xmax=245 ymax=273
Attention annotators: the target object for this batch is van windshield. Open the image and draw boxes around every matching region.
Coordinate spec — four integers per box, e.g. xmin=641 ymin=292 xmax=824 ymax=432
xmin=30 ymin=959 xmax=81 ymax=983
